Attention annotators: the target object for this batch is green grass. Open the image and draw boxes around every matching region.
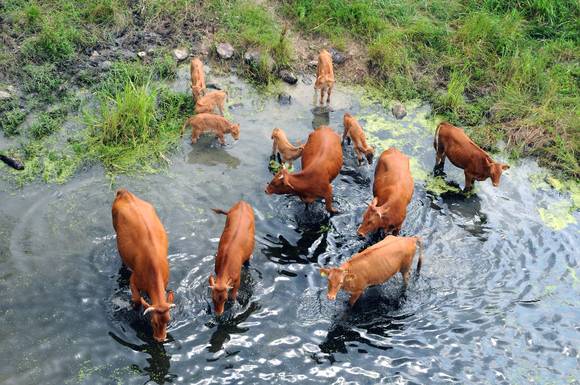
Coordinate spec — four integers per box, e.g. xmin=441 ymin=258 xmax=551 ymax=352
xmin=209 ymin=0 xmax=293 ymax=82
xmin=284 ymin=0 xmax=580 ymax=176
xmin=28 ymin=110 xmax=65 ymax=140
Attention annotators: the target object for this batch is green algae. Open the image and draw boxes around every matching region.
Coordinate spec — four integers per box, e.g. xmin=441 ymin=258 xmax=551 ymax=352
xmin=425 ymin=175 xmax=461 ymax=195
xmin=410 ymin=157 xmax=428 ymax=181
xmin=538 ymin=200 xmax=577 ymax=231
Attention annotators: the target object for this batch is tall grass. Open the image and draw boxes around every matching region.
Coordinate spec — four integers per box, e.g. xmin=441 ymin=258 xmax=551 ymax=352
xmin=284 ymin=0 xmax=579 ymax=176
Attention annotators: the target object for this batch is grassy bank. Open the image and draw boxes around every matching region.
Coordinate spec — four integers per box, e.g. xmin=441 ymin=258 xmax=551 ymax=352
xmin=282 ymin=0 xmax=579 ymax=176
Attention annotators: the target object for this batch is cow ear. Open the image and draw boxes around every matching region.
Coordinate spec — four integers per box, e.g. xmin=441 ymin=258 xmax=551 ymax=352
xmin=167 ymin=290 xmax=175 ymax=304
xmin=501 ymin=163 xmax=510 ymax=170
xmin=320 ymin=268 xmax=330 ymax=277
xmin=208 ymin=275 xmax=216 ymax=288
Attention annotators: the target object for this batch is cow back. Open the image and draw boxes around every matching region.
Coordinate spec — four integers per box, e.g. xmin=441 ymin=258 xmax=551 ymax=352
xmin=215 ymin=201 xmax=255 ymax=276
xmin=373 ymin=148 xmax=414 ymax=206
xmin=301 ymin=126 xmax=343 ymax=182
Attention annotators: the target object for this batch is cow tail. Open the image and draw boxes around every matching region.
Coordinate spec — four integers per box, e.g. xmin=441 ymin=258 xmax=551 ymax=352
xmin=180 ymin=118 xmax=190 ymax=138
xmin=415 ymin=237 xmax=424 ymax=275
xmin=433 ymin=123 xmax=441 ymax=152
xmin=211 ymin=208 xmax=229 ymax=216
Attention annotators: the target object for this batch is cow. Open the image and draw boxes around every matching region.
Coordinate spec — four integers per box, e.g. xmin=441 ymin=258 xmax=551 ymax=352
xmin=112 ymin=189 xmax=175 ymax=342
xmin=434 ymin=122 xmax=509 ymax=190
xmin=320 ymin=235 xmax=423 ymax=305
xmin=342 ymin=113 xmax=374 ymax=165
xmin=190 ymin=58 xmax=206 ymax=101
xmin=357 ymin=148 xmax=414 ymax=237
xmin=314 ymin=49 xmax=335 ymax=106
xmin=270 ymin=127 xmax=304 ymax=168
xmin=209 ymin=201 xmax=255 ymax=315
xmin=265 ymin=126 xmax=343 ymax=214
xmin=181 ymin=113 xmax=240 ymax=145
xmin=195 ymin=90 xmax=227 ymax=115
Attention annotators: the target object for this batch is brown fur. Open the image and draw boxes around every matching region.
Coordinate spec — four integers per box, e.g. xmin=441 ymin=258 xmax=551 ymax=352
xmin=358 ymin=148 xmax=414 ymax=237
xmin=271 ymin=128 xmax=304 ymax=167
xmin=195 ymin=90 xmax=227 ymax=115
xmin=321 ymin=236 xmax=423 ymax=305
xmin=190 ymin=58 xmax=206 ymax=101
xmin=314 ymin=49 xmax=335 ymax=105
xmin=434 ymin=122 xmax=509 ymax=190
xmin=342 ymin=113 xmax=374 ymax=165
xmin=265 ymin=126 xmax=343 ymax=213
xmin=112 ymin=189 xmax=174 ymax=342
xmin=209 ymin=201 xmax=255 ymax=315
xmin=181 ymin=113 xmax=240 ymax=145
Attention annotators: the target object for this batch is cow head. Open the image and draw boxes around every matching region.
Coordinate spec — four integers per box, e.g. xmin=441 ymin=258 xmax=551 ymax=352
xmin=320 ymin=267 xmax=352 ymax=300
xmin=209 ymin=275 xmax=233 ymax=315
xmin=271 ymin=127 xmax=281 ymax=140
xmin=489 ymin=161 xmax=510 ymax=187
xmin=230 ymin=124 xmax=240 ymax=140
xmin=143 ymin=290 xmax=175 ymax=342
xmin=265 ymin=168 xmax=294 ymax=195
xmin=365 ymin=146 xmax=375 ymax=164
xmin=357 ymin=197 xmax=386 ymax=237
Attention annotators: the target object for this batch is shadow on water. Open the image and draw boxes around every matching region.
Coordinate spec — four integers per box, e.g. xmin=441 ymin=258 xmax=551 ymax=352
xmin=261 ymin=215 xmax=330 ymax=265
xmin=109 ymin=331 xmax=175 ymax=384
xmin=206 ymin=301 xmax=261 ymax=354
xmin=187 ymin=140 xmax=241 ymax=168
xmin=320 ymin=288 xmax=410 ymax=360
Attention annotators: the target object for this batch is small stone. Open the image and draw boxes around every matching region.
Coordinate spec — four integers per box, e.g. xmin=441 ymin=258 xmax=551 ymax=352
xmin=99 ymin=60 xmax=113 ymax=70
xmin=328 ymin=48 xmax=347 ymax=64
xmin=308 ymin=60 xmax=318 ymax=68
xmin=137 ymin=51 xmax=147 ymax=59
xmin=147 ymin=47 xmax=155 ymax=54
xmin=243 ymin=49 xmax=261 ymax=65
xmin=228 ymin=102 xmax=244 ymax=111
xmin=279 ymin=70 xmax=298 ymax=85
xmin=392 ymin=103 xmax=407 ymax=119
xmin=216 ymin=43 xmax=234 ymax=59
xmin=278 ymin=92 xmax=292 ymax=105
xmin=91 ymin=50 xmax=99 ymax=57
xmin=206 ymin=83 xmax=223 ymax=91
xmin=173 ymin=48 xmax=188 ymax=61
xmin=0 ymin=90 xmax=12 ymax=100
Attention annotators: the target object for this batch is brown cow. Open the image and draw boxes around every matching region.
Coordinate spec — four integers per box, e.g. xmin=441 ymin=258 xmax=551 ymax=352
xmin=195 ymin=90 xmax=227 ymax=115
xmin=357 ymin=148 xmax=414 ymax=237
xmin=271 ymin=128 xmax=304 ymax=168
xmin=321 ymin=235 xmax=423 ymax=305
xmin=112 ymin=189 xmax=175 ymax=342
xmin=190 ymin=58 xmax=206 ymax=100
xmin=209 ymin=201 xmax=255 ymax=315
xmin=265 ymin=126 xmax=343 ymax=214
xmin=181 ymin=113 xmax=240 ymax=145
xmin=314 ymin=49 xmax=334 ymax=106
xmin=434 ymin=122 xmax=509 ymax=190
xmin=342 ymin=113 xmax=374 ymax=165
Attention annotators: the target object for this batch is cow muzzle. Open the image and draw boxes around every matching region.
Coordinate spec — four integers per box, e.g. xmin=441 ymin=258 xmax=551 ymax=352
xmin=327 ymin=293 xmax=336 ymax=301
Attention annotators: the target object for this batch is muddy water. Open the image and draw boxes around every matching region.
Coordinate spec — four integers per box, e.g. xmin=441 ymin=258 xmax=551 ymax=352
xmin=0 ymin=66 xmax=578 ymax=385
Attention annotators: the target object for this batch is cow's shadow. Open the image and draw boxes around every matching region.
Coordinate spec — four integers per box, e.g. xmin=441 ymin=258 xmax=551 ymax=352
xmin=318 ymin=287 xmax=409 ymax=361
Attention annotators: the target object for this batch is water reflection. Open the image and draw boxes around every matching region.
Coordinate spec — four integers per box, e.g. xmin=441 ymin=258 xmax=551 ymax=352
xmin=187 ymin=141 xmax=241 ymax=168
xmin=207 ymin=301 xmax=261 ymax=353
xmin=109 ymin=331 xmax=175 ymax=384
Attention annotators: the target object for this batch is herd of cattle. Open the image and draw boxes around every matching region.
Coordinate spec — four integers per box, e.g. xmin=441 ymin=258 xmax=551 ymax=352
xmin=112 ymin=49 xmax=510 ymax=342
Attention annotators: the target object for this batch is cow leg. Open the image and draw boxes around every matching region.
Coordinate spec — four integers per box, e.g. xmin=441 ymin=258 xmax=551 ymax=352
xmin=277 ymin=153 xmax=282 ymax=164
xmin=229 ymin=282 xmax=240 ymax=301
xmin=434 ymin=152 xmax=446 ymax=175
xmin=326 ymin=85 xmax=332 ymax=105
xmin=402 ymin=268 xmax=411 ymax=289
xmin=217 ymin=133 xmax=226 ymax=146
xmin=129 ymin=274 xmax=142 ymax=307
xmin=355 ymin=148 xmax=363 ymax=165
xmin=464 ymin=172 xmax=474 ymax=191
xmin=348 ymin=291 xmax=363 ymax=306
xmin=319 ymin=87 xmax=325 ymax=105
xmin=324 ymin=186 xmax=338 ymax=214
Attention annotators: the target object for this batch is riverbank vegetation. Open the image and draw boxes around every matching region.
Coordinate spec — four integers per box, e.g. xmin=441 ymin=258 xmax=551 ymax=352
xmin=0 ymin=0 xmax=577 ymax=186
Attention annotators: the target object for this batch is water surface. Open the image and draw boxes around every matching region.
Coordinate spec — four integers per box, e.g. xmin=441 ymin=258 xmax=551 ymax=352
xmin=0 ymin=67 xmax=578 ymax=385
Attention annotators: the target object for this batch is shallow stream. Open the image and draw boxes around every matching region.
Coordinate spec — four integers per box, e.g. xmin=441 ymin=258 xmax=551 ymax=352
xmin=0 ymin=66 xmax=578 ymax=385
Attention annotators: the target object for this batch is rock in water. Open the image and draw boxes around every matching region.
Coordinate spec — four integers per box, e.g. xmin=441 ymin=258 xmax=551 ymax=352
xmin=173 ymin=48 xmax=188 ymax=61
xmin=278 ymin=92 xmax=292 ymax=105
xmin=308 ymin=60 xmax=318 ymax=68
xmin=392 ymin=103 xmax=407 ymax=119
xmin=0 ymin=154 xmax=24 ymax=170
xmin=216 ymin=43 xmax=234 ymax=59
xmin=244 ymin=49 xmax=261 ymax=65
xmin=328 ymin=48 xmax=347 ymax=64
xmin=137 ymin=51 xmax=147 ymax=59
xmin=279 ymin=70 xmax=298 ymax=85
